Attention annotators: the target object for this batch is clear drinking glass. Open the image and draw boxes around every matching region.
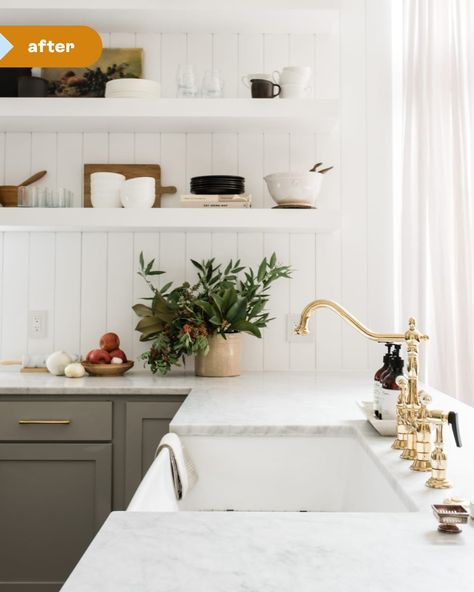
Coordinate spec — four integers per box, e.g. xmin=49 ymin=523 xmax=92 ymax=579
xmin=18 ymin=186 xmax=43 ymax=207
xmin=176 ymin=64 xmax=198 ymax=98
xmin=201 ymin=69 xmax=224 ymax=98
xmin=56 ymin=188 xmax=72 ymax=207
xmin=17 ymin=186 xmax=73 ymax=207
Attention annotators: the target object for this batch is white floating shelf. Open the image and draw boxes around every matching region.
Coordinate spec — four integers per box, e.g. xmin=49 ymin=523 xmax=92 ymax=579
xmin=1 ymin=1 xmax=340 ymax=34
xmin=0 ymin=209 xmax=341 ymax=234
xmin=0 ymin=98 xmax=338 ymax=134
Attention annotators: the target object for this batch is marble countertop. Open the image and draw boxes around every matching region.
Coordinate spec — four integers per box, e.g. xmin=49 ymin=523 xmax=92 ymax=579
xmin=169 ymin=370 xmax=471 ymax=435
xmin=171 ymin=371 xmax=474 ymax=516
xmin=58 ymin=370 xmax=474 ymax=592
xmin=0 ymin=368 xmax=198 ymax=395
xmin=62 ymin=511 xmax=474 ymax=592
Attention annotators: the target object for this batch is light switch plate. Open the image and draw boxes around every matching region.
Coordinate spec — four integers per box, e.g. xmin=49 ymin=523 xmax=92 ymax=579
xmin=287 ymin=313 xmax=314 ymax=343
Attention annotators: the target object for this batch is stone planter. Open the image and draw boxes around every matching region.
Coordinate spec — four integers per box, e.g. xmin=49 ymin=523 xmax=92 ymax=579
xmin=195 ymin=333 xmax=241 ymax=377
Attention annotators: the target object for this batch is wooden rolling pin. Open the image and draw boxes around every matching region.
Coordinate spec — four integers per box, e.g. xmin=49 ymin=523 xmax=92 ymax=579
xmin=0 ymin=355 xmax=49 ymax=373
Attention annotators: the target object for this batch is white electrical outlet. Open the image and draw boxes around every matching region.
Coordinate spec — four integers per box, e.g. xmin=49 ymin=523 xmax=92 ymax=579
xmin=287 ymin=314 xmax=314 ymax=343
xmin=29 ymin=310 xmax=48 ymax=339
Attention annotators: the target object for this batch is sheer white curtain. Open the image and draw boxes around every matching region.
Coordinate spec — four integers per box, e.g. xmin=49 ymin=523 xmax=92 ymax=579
xmin=397 ymin=0 xmax=474 ymax=404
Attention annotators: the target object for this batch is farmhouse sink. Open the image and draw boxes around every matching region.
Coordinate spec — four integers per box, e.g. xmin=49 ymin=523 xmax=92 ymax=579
xmin=129 ymin=429 xmax=413 ymax=513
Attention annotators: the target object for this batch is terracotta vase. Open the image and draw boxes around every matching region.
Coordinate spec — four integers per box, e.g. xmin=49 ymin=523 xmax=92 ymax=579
xmin=195 ymin=333 xmax=241 ymax=377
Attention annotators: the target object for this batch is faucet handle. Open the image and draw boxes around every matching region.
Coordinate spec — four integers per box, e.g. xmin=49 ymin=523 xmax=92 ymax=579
xmin=448 ymin=411 xmax=462 ymax=447
xmin=419 ymin=392 xmax=431 ymax=407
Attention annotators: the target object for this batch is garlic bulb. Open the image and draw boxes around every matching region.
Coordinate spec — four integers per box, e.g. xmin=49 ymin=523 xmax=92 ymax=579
xmin=64 ymin=363 xmax=86 ymax=378
xmin=111 ymin=357 xmax=123 ymax=365
xmin=46 ymin=351 xmax=73 ymax=376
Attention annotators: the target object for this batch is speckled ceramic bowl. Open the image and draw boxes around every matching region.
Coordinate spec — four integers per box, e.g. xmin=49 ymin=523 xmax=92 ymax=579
xmin=264 ymin=171 xmax=322 ymax=207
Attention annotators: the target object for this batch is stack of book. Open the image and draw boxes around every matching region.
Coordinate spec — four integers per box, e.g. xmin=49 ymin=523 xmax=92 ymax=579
xmin=180 ymin=194 xmax=252 ymax=208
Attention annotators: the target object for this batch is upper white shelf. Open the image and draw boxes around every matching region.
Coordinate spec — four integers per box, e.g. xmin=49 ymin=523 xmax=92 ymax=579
xmin=0 ymin=208 xmax=341 ymax=234
xmin=0 ymin=98 xmax=339 ymax=134
xmin=1 ymin=1 xmax=340 ymax=34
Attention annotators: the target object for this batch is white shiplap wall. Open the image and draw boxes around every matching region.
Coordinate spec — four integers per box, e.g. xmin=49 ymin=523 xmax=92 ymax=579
xmin=0 ymin=0 xmax=395 ymax=371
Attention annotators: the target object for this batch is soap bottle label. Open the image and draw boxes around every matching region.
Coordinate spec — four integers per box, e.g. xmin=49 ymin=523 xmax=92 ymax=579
xmin=373 ymin=380 xmax=381 ymax=416
xmin=381 ymin=387 xmax=399 ymax=420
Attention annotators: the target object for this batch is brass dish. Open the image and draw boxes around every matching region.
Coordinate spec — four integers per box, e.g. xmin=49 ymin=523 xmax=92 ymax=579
xmin=432 ymin=504 xmax=469 ymax=533
xmin=81 ymin=361 xmax=134 ymax=377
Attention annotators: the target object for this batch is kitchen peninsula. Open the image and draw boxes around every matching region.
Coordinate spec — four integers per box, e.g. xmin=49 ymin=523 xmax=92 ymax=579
xmin=2 ymin=370 xmax=470 ymax=592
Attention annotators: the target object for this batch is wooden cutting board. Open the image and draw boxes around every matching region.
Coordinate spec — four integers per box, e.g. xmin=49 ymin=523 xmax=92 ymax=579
xmin=83 ymin=164 xmax=176 ymax=208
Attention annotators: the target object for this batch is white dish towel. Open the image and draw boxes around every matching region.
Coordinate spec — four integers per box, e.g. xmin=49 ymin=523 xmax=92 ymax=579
xmin=155 ymin=432 xmax=198 ymax=500
xmin=127 ymin=446 xmax=178 ymax=512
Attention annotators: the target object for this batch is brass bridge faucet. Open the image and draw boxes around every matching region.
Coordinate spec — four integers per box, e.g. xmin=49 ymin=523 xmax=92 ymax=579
xmin=294 ymin=299 xmax=461 ymax=488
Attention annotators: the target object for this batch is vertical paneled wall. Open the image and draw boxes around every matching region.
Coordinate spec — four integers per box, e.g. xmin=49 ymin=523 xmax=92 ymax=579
xmin=0 ymin=230 xmax=329 ymax=371
xmin=0 ymin=0 xmax=395 ymax=372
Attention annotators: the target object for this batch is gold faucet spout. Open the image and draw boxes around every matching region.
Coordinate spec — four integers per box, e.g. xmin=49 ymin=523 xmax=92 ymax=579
xmin=295 ymin=297 xmax=430 ymax=462
xmin=294 ymin=299 xmax=428 ymax=343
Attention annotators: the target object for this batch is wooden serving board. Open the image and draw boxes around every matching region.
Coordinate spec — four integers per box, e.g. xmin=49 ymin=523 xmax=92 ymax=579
xmin=83 ymin=164 xmax=176 ymax=208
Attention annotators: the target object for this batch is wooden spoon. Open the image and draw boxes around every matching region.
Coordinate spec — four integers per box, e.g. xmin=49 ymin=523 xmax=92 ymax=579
xmin=19 ymin=170 xmax=47 ymax=187
xmin=318 ymin=166 xmax=334 ymax=174
xmin=309 ymin=162 xmax=323 ymax=172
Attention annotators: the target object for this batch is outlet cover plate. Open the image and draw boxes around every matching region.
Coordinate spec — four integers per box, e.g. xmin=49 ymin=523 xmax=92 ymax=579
xmin=29 ymin=310 xmax=48 ymax=339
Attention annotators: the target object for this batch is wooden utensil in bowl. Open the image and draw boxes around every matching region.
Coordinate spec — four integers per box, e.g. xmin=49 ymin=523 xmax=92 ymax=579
xmin=0 ymin=170 xmax=47 ymax=207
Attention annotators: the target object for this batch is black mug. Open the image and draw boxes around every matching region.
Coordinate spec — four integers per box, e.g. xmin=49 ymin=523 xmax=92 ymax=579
xmin=250 ymin=78 xmax=281 ymax=99
xmin=18 ymin=76 xmax=48 ymax=97
xmin=0 ymin=68 xmax=32 ymax=97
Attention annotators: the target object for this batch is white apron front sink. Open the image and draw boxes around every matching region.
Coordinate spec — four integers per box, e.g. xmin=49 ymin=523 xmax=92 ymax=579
xmin=129 ymin=428 xmax=413 ymax=513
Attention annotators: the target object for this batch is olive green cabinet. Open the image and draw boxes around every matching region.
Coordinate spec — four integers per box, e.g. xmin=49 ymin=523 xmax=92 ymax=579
xmin=0 ymin=443 xmax=111 ymax=592
xmin=0 ymin=395 xmax=185 ymax=592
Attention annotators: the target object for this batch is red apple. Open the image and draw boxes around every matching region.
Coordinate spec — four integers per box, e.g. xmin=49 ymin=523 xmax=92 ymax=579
xmin=87 ymin=349 xmax=112 ymax=364
xmin=109 ymin=348 xmax=127 ymax=362
xmin=100 ymin=332 xmax=120 ymax=352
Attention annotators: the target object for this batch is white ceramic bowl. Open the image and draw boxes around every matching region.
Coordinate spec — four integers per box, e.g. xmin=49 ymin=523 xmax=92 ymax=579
xmin=91 ymin=172 xmax=125 ymax=183
xmin=91 ymin=181 xmax=124 ymax=189
xmin=91 ymin=191 xmax=122 ymax=208
xmin=120 ymin=177 xmax=156 ymax=208
xmin=120 ymin=190 xmax=155 ymax=209
xmin=264 ymin=171 xmax=322 ymax=207
xmin=123 ymin=177 xmax=155 ymax=189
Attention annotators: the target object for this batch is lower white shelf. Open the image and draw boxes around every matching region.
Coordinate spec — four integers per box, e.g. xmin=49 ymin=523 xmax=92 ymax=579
xmin=0 ymin=208 xmax=341 ymax=233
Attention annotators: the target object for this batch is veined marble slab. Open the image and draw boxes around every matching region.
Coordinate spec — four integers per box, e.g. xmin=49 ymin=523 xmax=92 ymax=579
xmin=56 ymin=370 xmax=474 ymax=591
xmin=62 ymin=511 xmax=474 ymax=592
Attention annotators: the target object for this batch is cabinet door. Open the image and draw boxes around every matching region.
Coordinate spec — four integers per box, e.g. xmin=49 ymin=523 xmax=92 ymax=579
xmin=0 ymin=443 xmax=111 ymax=592
xmin=124 ymin=402 xmax=182 ymax=505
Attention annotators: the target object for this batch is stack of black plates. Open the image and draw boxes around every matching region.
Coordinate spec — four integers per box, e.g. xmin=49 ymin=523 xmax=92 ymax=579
xmin=190 ymin=175 xmax=245 ymax=195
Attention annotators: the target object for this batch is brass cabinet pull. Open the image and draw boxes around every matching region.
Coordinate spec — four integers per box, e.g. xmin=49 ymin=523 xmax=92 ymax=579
xmin=18 ymin=419 xmax=72 ymax=425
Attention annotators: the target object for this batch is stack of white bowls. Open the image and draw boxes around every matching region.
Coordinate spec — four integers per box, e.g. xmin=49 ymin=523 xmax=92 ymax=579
xmin=105 ymin=78 xmax=161 ymax=99
xmin=120 ymin=177 xmax=156 ymax=208
xmin=91 ymin=172 xmax=125 ymax=208
xmin=274 ymin=66 xmax=312 ymax=99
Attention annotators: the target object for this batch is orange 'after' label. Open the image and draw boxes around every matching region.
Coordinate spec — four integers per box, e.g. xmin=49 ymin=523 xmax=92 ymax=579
xmin=0 ymin=26 xmax=102 ymax=68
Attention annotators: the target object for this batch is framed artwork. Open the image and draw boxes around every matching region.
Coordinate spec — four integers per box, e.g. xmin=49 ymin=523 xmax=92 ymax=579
xmin=42 ymin=48 xmax=144 ymax=97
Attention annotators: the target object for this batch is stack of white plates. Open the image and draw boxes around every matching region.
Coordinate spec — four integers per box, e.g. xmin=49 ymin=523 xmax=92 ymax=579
xmin=105 ymin=78 xmax=161 ymax=99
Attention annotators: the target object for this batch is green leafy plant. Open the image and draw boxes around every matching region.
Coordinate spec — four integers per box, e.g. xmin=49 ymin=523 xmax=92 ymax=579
xmin=133 ymin=253 xmax=292 ymax=375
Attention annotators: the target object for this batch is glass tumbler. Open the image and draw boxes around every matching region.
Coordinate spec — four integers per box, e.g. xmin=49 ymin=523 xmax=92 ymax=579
xmin=201 ymin=69 xmax=224 ymax=98
xmin=18 ymin=186 xmax=45 ymax=207
xmin=176 ymin=64 xmax=198 ymax=98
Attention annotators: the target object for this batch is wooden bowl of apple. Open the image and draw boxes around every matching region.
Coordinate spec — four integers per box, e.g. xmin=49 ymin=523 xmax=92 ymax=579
xmin=82 ymin=333 xmax=134 ymax=376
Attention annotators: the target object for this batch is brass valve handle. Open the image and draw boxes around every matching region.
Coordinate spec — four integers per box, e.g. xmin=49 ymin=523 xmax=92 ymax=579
xmin=427 ymin=410 xmax=462 ymax=447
